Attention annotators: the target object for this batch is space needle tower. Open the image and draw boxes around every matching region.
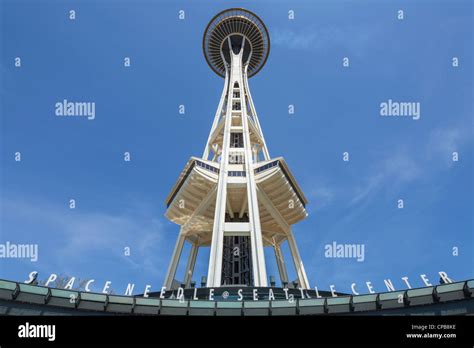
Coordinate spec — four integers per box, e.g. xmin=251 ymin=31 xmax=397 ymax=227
xmin=164 ymin=8 xmax=310 ymax=290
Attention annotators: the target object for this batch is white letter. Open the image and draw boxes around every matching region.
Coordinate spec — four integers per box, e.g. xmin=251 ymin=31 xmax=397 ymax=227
xmin=85 ymin=279 xmax=94 ymax=292
xmin=64 ymin=277 xmax=75 ymax=290
xmin=401 ymin=276 xmax=412 ymax=289
xmin=314 ymin=286 xmax=322 ymax=298
xmin=438 ymin=271 xmax=452 ymax=284
xmin=176 ymin=287 xmax=184 ymax=301
xmin=383 ymin=279 xmax=395 ymax=292
xmin=324 ymin=244 xmax=332 ymax=258
xmin=288 ymin=104 xmax=294 ymax=115
xmin=398 ymin=9 xmax=404 ymax=20
xmin=44 ymin=273 xmax=57 ymax=287
xmin=102 ymin=281 xmax=111 ymax=294
xmin=55 ymin=102 xmax=62 ymax=116
xmin=18 ymin=324 xmax=26 ymax=338
xmin=209 ymin=288 xmax=214 ymax=301
xmin=299 ymin=288 xmax=305 ymax=299
xmin=420 ymin=274 xmax=432 ymax=287
xmin=49 ymin=325 xmax=56 ymax=342
xmin=351 ymin=283 xmax=359 ymax=295
xmin=159 ymin=286 xmax=166 ymax=299
xmin=24 ymin=271 xmax=38 ymax=284
xmin=237 ymin=289 xmax=243 ymax=301
xmin=124 ymin=283 xmax=135 ymax=296
xmin=268 ymin=289 xmax=275 ymax=301
xmin=366 ymin=281 xmax=375 ymax=294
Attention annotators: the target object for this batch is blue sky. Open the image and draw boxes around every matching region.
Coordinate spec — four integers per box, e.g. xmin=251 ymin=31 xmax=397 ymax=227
xmin=0 ymin=0 xmax=472 ymax=295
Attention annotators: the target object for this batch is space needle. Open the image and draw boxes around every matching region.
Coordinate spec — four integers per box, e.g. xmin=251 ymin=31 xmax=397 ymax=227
xmin=164 ymin=8 xmax=310 ymax=290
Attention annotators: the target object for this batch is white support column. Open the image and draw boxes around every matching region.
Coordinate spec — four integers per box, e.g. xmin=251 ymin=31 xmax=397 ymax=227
xmin=164 ymin=229 xmax=186 ymax=289
xmin=202 ymin=68 xmax=229 ymax=160
xmin=257 ymin=187 xmax=291 ymax=233
xmin=207 ymin=63 xmax=233 ymax=287
xmin=242 ymin=69 xmax=270 ymax=160
xmin=287 ymin=230 xmax=310 ymax=289
xmin=184 ymin=242 xmax=199 ymax=288
xmin=274 ymin=243 xmax=289 ymax=285
xmin=240 ymin=57 xmax=267 ymax=287
xmin=182 ymin=186 xmax=217 ymax=233
xmin=238 ymin=195 xmax=247 ymax=218
xmin=226 ymin=196 xmax=234 ymax=218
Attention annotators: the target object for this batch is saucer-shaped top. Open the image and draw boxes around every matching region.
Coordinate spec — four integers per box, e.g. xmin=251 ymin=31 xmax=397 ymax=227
xmin=203 ymin=8 xmax=270 ymax=78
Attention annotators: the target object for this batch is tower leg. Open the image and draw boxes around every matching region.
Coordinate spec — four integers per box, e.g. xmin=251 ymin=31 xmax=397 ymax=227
xmin=274 ymin=243 xmax=289 ymax=285
xmin=207 ymin=190 xmax=226 ymax=288
xmin=247 ymin=185 xmax=268 ymax=287
xmin=206 ymin=65 xmax=232 ymax=288
xmin=164 ymin=229 xmax=186 ymax=289
xmin=184 ymin=242 xmax=199 ymax=288
xmin=287 ymin=230 xmax=310 ymax=289
xmin=238 ymin=56 xmax=268 ymax=287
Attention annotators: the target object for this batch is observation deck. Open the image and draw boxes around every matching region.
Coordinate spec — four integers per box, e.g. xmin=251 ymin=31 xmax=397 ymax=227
xmin=203 ymin=8 xmax=270 ymax=78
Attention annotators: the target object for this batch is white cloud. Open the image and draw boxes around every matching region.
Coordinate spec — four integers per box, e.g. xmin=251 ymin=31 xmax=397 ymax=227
xmin=348 ymin=124 xmax=472 ymax=207
xmin=350 ymin=152 xmax=421 ymax=206
xmin=1 ymin=196 xmax=169 ymax=279
xmin=426 ymin=126 xmax=471 ymax=167
xmin=272 ymin=25 xmax=375 ymax=58
xmin=272 ymin=29 xmax=320 ymax=50
xmin=305 ymin=185 xmax=334 ymax=213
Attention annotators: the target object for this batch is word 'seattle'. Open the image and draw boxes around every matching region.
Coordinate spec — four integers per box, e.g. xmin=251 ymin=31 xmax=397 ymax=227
xmin=164 ymin=9 xmax=310 ymax=289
